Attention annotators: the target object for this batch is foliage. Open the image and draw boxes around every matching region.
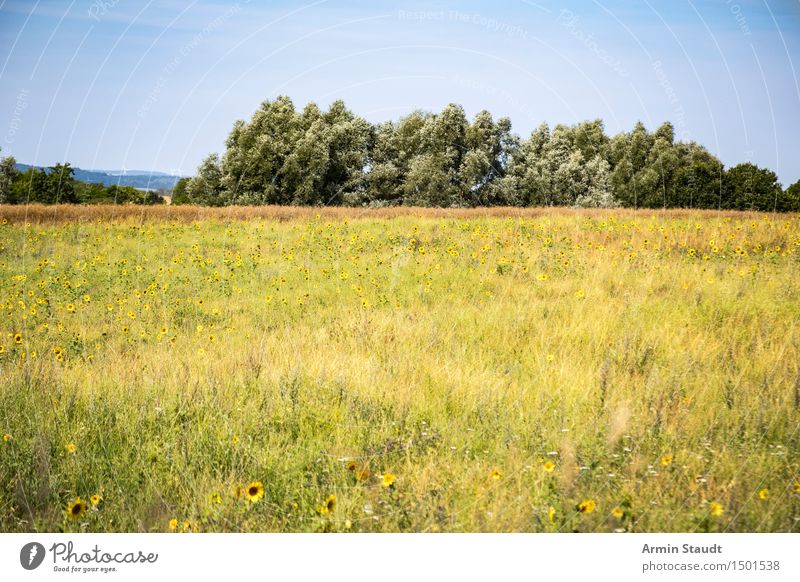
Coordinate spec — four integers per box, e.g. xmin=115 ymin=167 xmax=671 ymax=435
xmin=178 ymin=99 xmax=796 ymax=211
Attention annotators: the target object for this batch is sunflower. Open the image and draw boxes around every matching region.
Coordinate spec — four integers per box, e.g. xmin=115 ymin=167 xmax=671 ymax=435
xmin=794 ymin=482 xmax=800 ymax=494
xmin=245 ymin=481 xmax=264 ymax=503
xmin=345 ymin=460 xmax=357 ymax=472
xmin=90 ymin=494 xmax=102 ymax=506
xmin=67 ymin=497 xmax=88 ymax=519
xmin=14 ymin=333 xmax=22 ymax=344
xmin=319 ymin=494 xmax=337 ymax=514
xmin=709 ymin=502 xmax=724 ymax=517
xmin=542 ymin=460 xmax=555 ymax=473
xmin=2 ymin=433 xmax=11 ymax=442
xmin=758 ymin=488 xmax=769 ymax=500
xmin=65 ymin=442 xmax=77 ymax=454
xmin=490 ymin=468 xmax=502 ymax=480
xmin=547 ymin=506 xmax=556 ymax=524
xmin=611 ymin=506 xmax=624 ymax=519
xmin=169 ymin=518 xmax=178 ymax=531
xmin=381 ymin=473 xmax=396 ymax=488
xmin=577 ymin=499 xmax=596 ymax=514
xmin=66 ymin=303 xmax=75 ymax=312
xmin=660 ymin=454 xmax=673 ymax=467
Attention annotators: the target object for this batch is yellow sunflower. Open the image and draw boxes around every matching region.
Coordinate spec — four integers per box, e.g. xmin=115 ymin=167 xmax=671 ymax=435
xmin=245 ymin=481 xmax=264 ymax=503
xmin=381 ymin=473 xmax=396 ymax=488
xmin=319 ymin=494 xmax=337 ymax=514
xmin=66 ymin=497 xmax=88 ymax=519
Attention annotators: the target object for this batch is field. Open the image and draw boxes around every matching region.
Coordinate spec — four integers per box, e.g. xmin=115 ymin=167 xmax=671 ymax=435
xmin=0 ymin=205 xmax=798 ymax=533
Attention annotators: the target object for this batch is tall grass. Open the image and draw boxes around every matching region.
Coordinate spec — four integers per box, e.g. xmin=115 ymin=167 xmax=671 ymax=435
xmin=0 ymin=207 xmax=798 ymax=532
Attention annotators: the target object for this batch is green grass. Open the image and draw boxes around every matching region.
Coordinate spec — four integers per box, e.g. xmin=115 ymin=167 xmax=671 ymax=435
xmin=0 ymin=210 xmax=798 ymax=532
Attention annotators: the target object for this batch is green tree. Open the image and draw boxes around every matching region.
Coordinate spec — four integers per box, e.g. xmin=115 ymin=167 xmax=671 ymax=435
xmin=782 ymin=179 xmax=800 ymax=212
xmin=187 ymin=154 xmax=224 ymax=206
xmin=170 ymin=178 xmax=191 ymax=205
xmin=723 ymin=163 xmax=782 ymax=211
xmin=0 ymin=151 xmax=19 ymax=204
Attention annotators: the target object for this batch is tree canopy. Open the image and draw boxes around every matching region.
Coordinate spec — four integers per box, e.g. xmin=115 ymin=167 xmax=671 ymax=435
xmin=170 ymin=98 xmax=796 ymax=211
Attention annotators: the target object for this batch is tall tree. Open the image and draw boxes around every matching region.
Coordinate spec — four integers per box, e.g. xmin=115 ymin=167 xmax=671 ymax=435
xmin=0 ymin=150 xmax=18 ymax=204
xmin=723 ymin=163 xmax=782 ymax=211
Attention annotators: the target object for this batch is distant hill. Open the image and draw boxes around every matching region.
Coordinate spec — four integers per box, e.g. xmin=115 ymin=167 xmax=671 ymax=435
xmin=15 ymin=163 xmax=186 ymax=191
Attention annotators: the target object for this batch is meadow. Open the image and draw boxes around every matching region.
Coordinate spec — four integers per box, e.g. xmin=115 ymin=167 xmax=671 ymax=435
xmin=0 ymin=205 xmax=798 ymax=533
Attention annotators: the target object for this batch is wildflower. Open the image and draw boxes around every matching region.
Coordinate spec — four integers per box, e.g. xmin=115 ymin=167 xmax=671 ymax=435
xmin=490 ymin=468 xmax=502 ymax=480
xmin=547 ymin=506 xmax=556 ymax=524
xmin=542 ymin=460 xmax=555 ymax=473
xmin=324 ymin=495 xmax=336 ymax=512
xmin=758 ymin=488 xmax=769 ymax=500
xmin=169 ymin=518 xmax=178 ymax=531
xmin=65 ymin=442 xmax=77 ymax=455
xmin=245 ymin=481 xmax=265 ymax=503
xmin=90 ymin=494 xmax=102 ymax=506
xmin=611 ymin=507 xmax=624 ymax=519
xmin=660 ymin=454 xmax=672 ymax=467
xmin=382 ymin=473 xmax=396 ymax=488
xmin=709 ymin=502 xmax=724 ymax=517
xmin=66 ymin=497 xmax=88 ymax=519
xmin=577 ymin=499 xmax=596 ymax=514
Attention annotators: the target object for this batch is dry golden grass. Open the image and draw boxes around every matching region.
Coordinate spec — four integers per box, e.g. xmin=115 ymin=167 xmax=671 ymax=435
xmin=0 ymin=203 xmax=784 ymax=224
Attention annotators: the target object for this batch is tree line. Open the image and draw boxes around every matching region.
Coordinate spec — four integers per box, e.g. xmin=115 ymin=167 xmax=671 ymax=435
xmin=171 ymin=97 xmax=798 ymax=211
xmin=0 ymin=155 xmax=164 ymax=205
xmin=2 ymin=97 xmax=798 ymax=211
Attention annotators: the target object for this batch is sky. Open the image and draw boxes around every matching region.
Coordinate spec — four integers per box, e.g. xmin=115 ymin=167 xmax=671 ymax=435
xmin=0 ymin=0 xmax=798 ymax=185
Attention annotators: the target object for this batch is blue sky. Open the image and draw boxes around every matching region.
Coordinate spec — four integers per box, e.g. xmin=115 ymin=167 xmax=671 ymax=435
xmin=0 ymin=0 xmax=798 ymax=185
